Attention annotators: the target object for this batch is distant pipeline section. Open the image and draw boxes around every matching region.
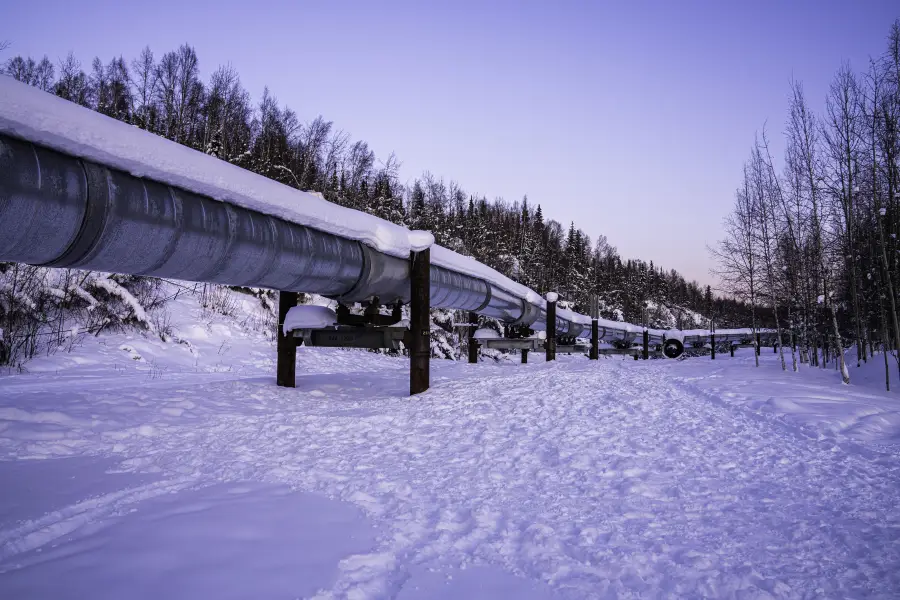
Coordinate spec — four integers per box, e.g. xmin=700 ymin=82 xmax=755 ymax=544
xmin=0 ymin=133 xmax=615 ymax=343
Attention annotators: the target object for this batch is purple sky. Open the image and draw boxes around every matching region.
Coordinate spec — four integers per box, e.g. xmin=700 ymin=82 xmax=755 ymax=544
xmin=3 ymin=1 xmax=898 ymax=287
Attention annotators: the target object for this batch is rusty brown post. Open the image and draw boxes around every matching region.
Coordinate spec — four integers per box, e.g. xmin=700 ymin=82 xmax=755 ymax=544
xmin=277 ymin=291 xmax=298 ymax=387
xmin=468 ymin=310 xmax=479 ymax=364
xmin=410 ymin=249 xmax=431 ymax=395
xmin=545 ymin=293 xmax=557 ymax=362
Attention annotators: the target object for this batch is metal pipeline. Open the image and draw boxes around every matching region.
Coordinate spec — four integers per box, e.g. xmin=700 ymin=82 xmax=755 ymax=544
xmin=0 ymin=132 xmax=775 ymax=353
xmin=1 ymin=133 xmax=596 ymax=333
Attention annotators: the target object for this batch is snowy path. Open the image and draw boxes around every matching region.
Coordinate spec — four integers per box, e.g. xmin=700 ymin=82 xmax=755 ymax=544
xmin=1 ymin=351 xmax=899 ymax=599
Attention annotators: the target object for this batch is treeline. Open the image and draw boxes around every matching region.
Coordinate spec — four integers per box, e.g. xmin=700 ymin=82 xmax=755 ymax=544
xmin=713 ymin=19 xmax=900 ymax=387
xmin=2 ymin=42 xmax=755 ymax=334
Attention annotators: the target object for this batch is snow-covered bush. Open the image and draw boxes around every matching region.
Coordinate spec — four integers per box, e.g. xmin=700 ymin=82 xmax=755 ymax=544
xmin=0 ymin=264 xmax=168 ymax=367
xmin=430 ymin=309 xmax=459 ymax=360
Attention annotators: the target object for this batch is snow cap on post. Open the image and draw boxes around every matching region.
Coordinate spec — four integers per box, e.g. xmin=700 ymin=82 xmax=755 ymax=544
xmin=545 ymin=292 xmax=559 ymax=303
xmin=408 ymin=230 xmax=434 ymax=252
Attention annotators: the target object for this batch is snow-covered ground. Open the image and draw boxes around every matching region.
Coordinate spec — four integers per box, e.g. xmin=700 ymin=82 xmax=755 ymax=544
xmin=1 ymin=292 xmax=899 ymax=599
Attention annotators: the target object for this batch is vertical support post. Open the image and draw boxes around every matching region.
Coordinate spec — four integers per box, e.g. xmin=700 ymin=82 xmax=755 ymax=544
xmin=467 ymin=310 xmax=479 ymax=364
xmin=546 ymin=293 xmax=557 ymax=362
xmin=642 ymin=329 xmax=649 ymax=360
xmin=277 ymin=290 xmax=298 ymax=388
xmin=589 ymin=294 xmax=599 ymax=360
xmin=730 ymin=344 xmax=735 ymax=357
xmin=710 ymin=321 xmax=716 ymax=360
xmin=522 ymin=349 xmax=529 ymax=364
xmin=756 ymin=333 xmax=761 ymax=356
xmin=774 ymin=341 xmax=778 ymax=354
xmin=410 ymin=249 xmax=431 ymax=395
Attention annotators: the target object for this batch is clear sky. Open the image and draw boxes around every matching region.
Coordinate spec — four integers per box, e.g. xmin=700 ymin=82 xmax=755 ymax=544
xmin=2 ymin=0 xmax=897 ymax=287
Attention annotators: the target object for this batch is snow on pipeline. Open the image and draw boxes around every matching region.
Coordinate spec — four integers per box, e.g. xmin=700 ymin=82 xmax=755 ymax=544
xmin=0 ymin=292 xmax=899 ymax=599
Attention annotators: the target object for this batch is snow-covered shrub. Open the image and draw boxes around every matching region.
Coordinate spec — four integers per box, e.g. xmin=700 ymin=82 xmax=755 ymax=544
xmin=230 ymin=286 xmax=278 ymax=313
xmin=430 ymin=309 xmax=458 ymax=360
xmin=151 ymin=307 xmax=175 ymax=342
xmin=85 ymin=274 xmax=167 ymax=334
xmin=0 ymin=264 xmax=169 ymax=367
xmin=0 ymin=263 xmax=46 ymax=366
xmin=480 ymin=348 xmax=512 ymax=362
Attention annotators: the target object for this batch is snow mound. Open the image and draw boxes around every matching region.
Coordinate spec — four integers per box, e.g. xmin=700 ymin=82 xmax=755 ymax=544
xmin=283 ymin=305 xmax=337 ymax=333
xmin=473 ymin=328 xmax=498 ymax=340
xmin=408 ymin=230 xmax=435 ymax=252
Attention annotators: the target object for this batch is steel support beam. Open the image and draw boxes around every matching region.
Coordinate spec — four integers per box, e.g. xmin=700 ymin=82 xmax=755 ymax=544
xmin=468 ymin=311 xmax=479 ymax=364
xmin=546 ymin=295 xmax=557 ymax=362
xmin=410 ymin=249 xmax=431 ymax=395
xmin=277 ymin=291 xmax=298 ymax=387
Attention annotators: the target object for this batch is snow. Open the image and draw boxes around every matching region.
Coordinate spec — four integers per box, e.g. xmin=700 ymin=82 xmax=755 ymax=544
xmin=283 ymin=305 xmax=338 ymax=334
xmin=545 ymin=292 xmax=559 ymax=303
xmin=881 ymin=208 xmax=888 ymax=216
xmin=662 ymin=329 xmax=685 ymax=342
xmin=90 ymin=276 xmax=150 ymax=327
xmin=2 ymin=292 xmax=900 ymax=598
xmin=0 ymin=480 xmax=376 ymax=600
xmin=408 ymin=231 xmax=435 ymax=252
xmin=473 ymin=327 xmax=498 ymax=339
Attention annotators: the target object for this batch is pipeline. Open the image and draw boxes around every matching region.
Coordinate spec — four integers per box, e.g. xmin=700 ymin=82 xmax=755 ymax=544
xmin=0 ymin=77 xmax=774 ymax=357
xmin=0 ymin=130 xmax=625 ymax=335
xmin=0 ymin=133 xmax=575 ymax=329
